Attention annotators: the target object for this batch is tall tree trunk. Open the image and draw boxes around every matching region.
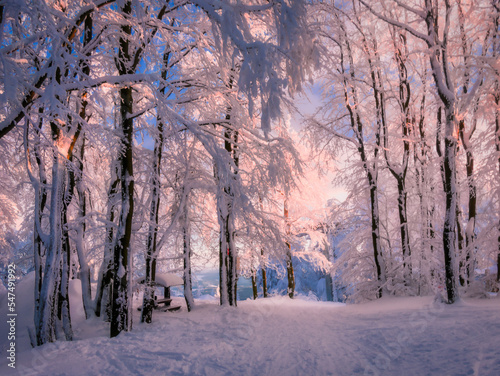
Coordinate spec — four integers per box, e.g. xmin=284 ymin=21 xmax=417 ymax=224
xmin=94 ymin=172 xmax=119 ymax=318
xmin=36 ymin=140 xmax=65 ymax=345
xmin=141 ymin=116 xmax=163 ymax=324
xmin=261 ymin=249 xmax=268 ymax=298
xmin=218 ymin=175 xmax=238 ymax=306
xmin=495 ymin=86 xmax=500 ymax=282
xmin=462 ymin=144 xmax=476 ymax=286
xmin=110 ymin=1 xmax=134 ymax=337
xmin=218 ymin=189 xmax=237 ymax=306
xmin=140 ymin=162 xmax=160 ymax=323
xmin=59 ymin=208 xmax=73 ymax=341
xmin=30 ymin=111 xmax=48 ymax=339
xmin=424 ymin=4 xmax=460 ymax=303
xmin=442 ymin=106 xmax=459 ymax=303
xmin=74 ymin=136 xmax=93 ymax=318
xmin=456 ymin=0 xmax=479 ymax=288
xmin=368 ymin=175 xmax=385 ymax=298
xmin=183 ymin=192 xmax=194 ymax=311
xmin=414 ymin=88 xmax=435 ymax=292
xmin=36 ymin=68 xmax=81 ymax=344
xmin=141 ymin=48 xmax=170 ymax=322
xmin=258 ymin=197 xmax=268 ymax=298
xmin=390 ymin=128 xmax=412 ymax=280
xmin=33 ymin=23 xmax=79 ymax=342
xmin=110 ymin=89 xmax=134 ymax=336
xmin=74 ymin=12 xmax=93 ymax=320
xmin=57 ymin=109 xmax=88 ymax=340
xmin=382 ymin=29 xmax=413 ymax=281
xmin=59 ymin=142 xmax=78 ymax=340
xmin=396 ymin=178 xmax=411 ymax=276
xmin=493 ymin=2 xmax=500 ymax=284
xmin=284 ymin=196 xmax=295 ymax=298
xmin=251 ymin=268 xmax=258 ymax=300
xmin=456 ymin=207 xmax=466 ymax=286
xmin=218 ymin=70 xmax=239 ymax=307
xmin=435 ymin=102 xmax=460 ymax=303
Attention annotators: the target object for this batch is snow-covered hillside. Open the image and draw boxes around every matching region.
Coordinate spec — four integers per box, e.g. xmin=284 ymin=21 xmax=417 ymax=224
xmin=1 ymin=274 xmax=499 ymax=375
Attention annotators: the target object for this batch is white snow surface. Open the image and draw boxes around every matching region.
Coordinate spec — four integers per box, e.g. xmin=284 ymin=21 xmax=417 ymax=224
xmin=1 ymin=274 xmax=500 ymax=375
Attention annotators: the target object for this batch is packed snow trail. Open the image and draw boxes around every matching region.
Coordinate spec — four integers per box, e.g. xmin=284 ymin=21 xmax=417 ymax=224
xmin=1 ymin=287 xmax=500 ymax=376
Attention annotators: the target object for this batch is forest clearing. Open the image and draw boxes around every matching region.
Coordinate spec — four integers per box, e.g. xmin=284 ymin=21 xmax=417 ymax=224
xmin=1 ymin=0 xmax=500 ymax=374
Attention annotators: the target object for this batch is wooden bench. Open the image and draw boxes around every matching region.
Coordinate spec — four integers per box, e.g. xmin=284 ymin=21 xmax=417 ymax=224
xmin=159 ymin=305 xmax=181 ymax=312
xmin=137 ymin=299 xmax=180 ymax=312
xmin=154 ymin=298 xmax=172 ymax=308
xmin=155 ymin=297 xmax=181 ymax=312
xmin=135 ymin=273 xmax=184 ymax=313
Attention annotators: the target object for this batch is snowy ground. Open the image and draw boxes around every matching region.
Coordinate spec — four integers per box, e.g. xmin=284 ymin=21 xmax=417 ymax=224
xmin=1 ymin=275 xmax=500 ymax=375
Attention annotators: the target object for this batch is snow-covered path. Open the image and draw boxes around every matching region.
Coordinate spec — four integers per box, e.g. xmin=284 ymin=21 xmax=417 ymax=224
xmin=2 ymin=294 xmax=500 ymax=376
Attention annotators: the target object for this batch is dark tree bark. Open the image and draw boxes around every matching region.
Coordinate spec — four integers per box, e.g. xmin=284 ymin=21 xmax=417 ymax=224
xmin=251 ymin=269 xmax=258 ymax=299
xmin=456 ymin=207 xmax=466 ymax=286
xmin=436 ymin=102 xmax=459 ymax=304
xmin=59 ymin=207 xmax=73 ymax=341
xmin=257 ymin=197 xmax=268 ymax=298
xmin=31 ymin=110 xmax=48 ymax=339
xmin=110 ymin=1 xmax=135 ymax=338
xmin=284 ymin=196 xmax=295 ymax=298
xmin=436 ymin=105 xmax=460 ymax=297
xmin=461 ymin=137 xmax=476 ymax=286
xmin=110 ymin=90 xmax=134 ymax=337
xmin=261 ymin=249 xmax=268 ymax=298
xmin=442 ymin=112 xmax=459 ymax=303
xmin=368 ymin=179 xmax=384 ymax=298
xmin=218 ymin=127 xmax=239 ymax=306
xmin=108 ymin=0 xmax=167 ymax=333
